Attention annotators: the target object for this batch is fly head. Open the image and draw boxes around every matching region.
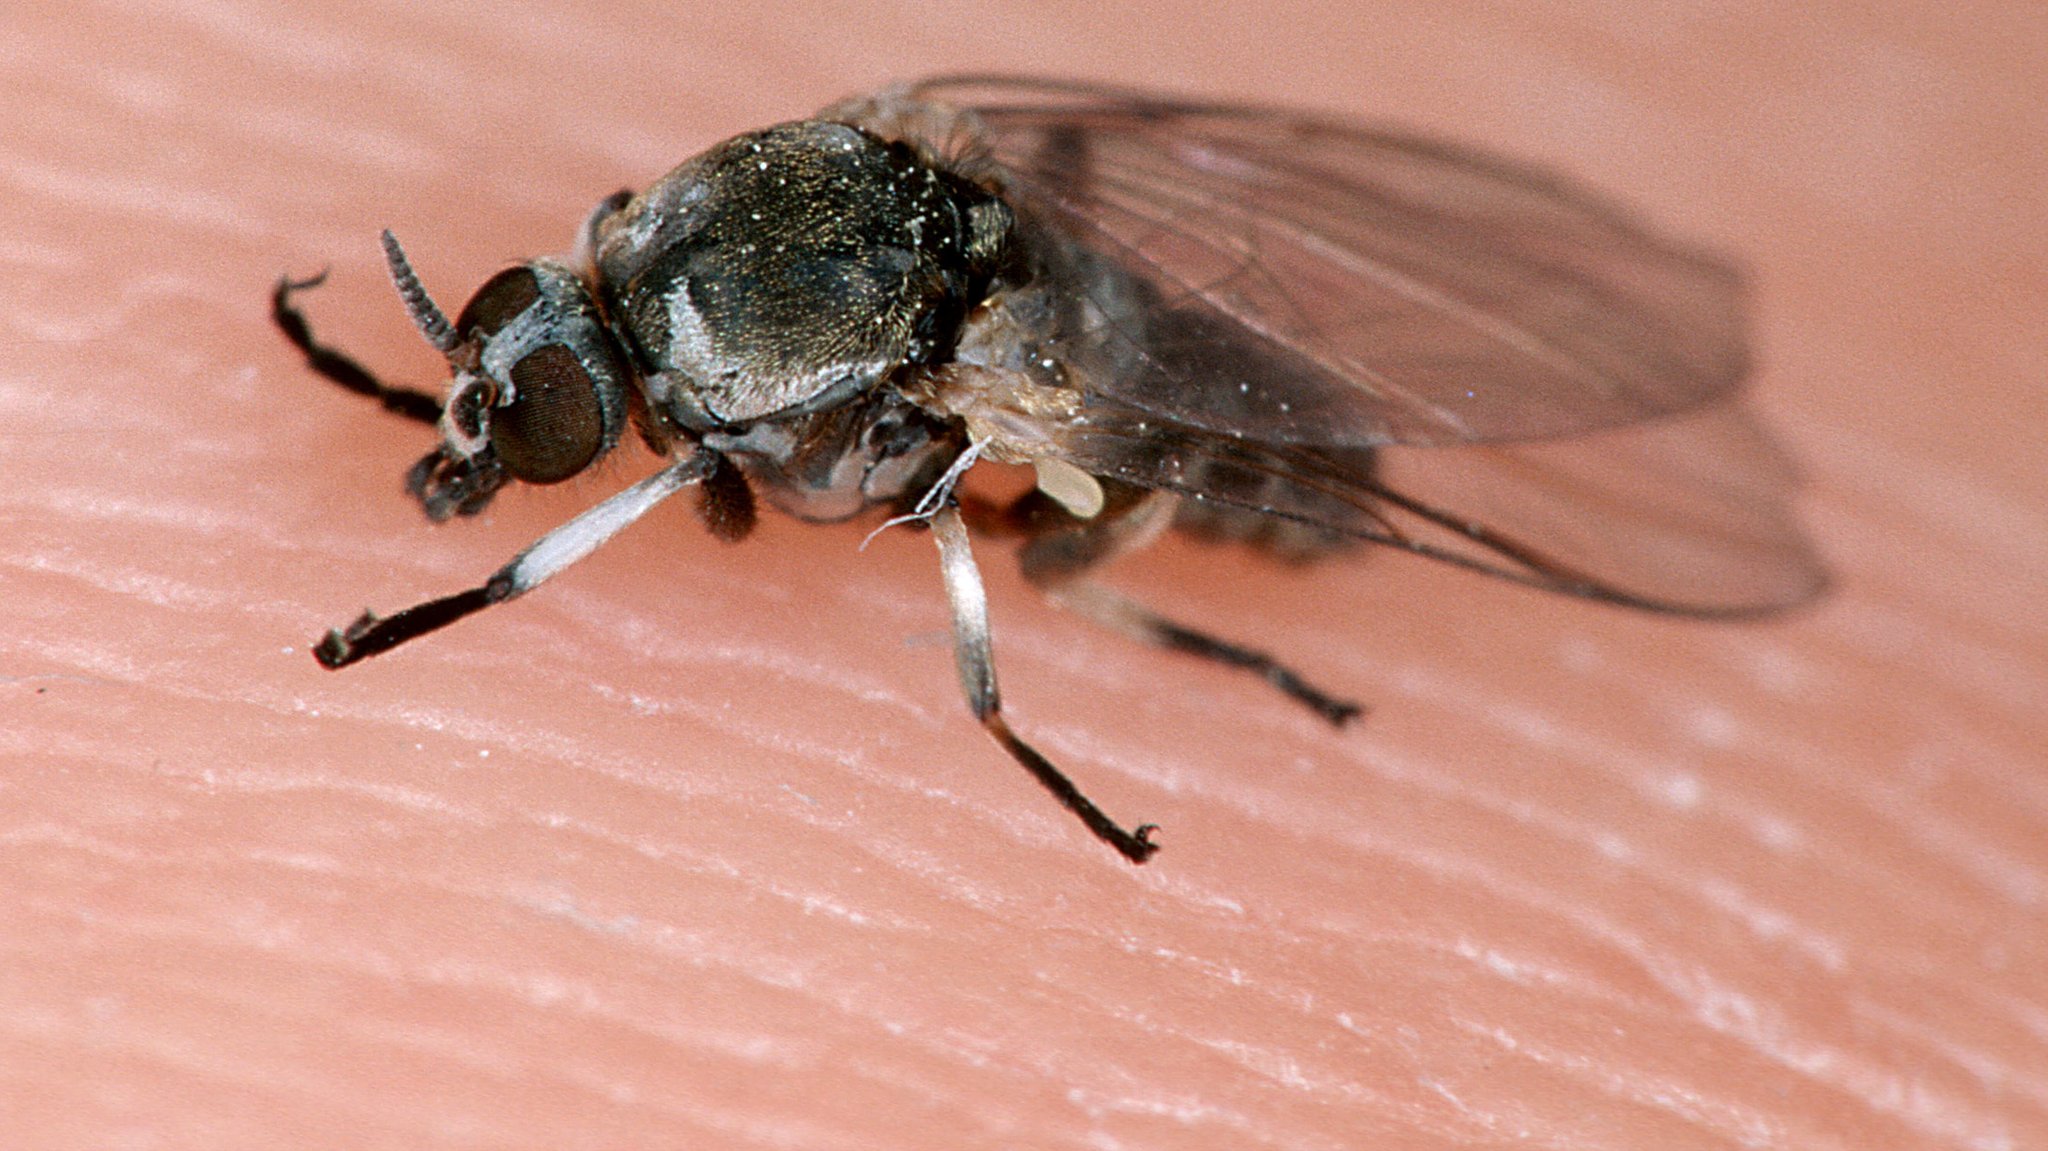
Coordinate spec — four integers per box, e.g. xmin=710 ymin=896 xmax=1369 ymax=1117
xmin=381 ymin=235 xmax=631 ymax=519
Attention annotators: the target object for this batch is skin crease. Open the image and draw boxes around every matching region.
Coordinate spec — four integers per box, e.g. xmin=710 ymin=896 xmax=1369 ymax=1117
xmin=3 ymin=1 xmax=2044 ymax=1148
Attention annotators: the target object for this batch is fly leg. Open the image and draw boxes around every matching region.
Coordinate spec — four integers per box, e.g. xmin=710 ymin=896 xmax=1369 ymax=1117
xmin=272 ymin=271 xmax=443 ymax=425
xmin=1012 ymin=487 xmax=1364 ymax=727
xmin=315 ymin=454 xmax=711 ymax=668
xmin=930 ymin=505 xmax=1159 ymax=864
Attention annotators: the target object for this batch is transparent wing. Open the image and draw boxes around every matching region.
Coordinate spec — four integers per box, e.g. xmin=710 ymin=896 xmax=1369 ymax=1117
xmin=906 ymin=75 xmax=1750 ymax=449
xmin=1054 ymin=397 xmax=1825 ymax=616
xmin=849 ymin=77 xmax=1824 ymax=613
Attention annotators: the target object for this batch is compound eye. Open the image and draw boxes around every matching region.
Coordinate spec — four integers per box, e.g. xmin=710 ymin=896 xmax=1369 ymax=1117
xmin=493 ymin=344 xmax=606 ymax=484
xmin=455 ymin=267 xmax=542 ymax=338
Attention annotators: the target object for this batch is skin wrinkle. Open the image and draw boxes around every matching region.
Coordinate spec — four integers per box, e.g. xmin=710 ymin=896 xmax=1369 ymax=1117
xmin=1280 ymin=783 xmax=2013 ymax=1143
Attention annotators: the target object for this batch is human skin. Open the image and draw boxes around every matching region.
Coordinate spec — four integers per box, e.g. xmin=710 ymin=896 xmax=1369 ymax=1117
xmin=3 ymin=2 xmax=2043 ymax=1148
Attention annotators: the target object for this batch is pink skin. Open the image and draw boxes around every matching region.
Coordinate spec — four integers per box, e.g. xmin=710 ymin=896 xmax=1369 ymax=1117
xmin=4 ymin=2 xmax=2044 ymax=1147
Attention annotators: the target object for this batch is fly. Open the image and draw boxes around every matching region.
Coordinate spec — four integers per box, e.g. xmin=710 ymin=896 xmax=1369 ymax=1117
xmin=274 ymin=76 xmax=1826 ymax=864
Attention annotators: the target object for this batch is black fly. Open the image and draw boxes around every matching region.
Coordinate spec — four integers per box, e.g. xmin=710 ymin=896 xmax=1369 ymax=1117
xmin=275 ymin=77 xmax=1825 ymax=864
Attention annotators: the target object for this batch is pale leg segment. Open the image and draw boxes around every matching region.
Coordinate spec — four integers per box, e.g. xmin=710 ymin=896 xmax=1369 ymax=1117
xmin=932 ymin=505 xmax=1160 ymax=864
xmin=315 ymin=453 xmax=712 ymax=669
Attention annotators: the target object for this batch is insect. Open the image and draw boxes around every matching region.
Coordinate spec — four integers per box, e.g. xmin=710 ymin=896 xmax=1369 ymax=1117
xmin=275 ymin=76 xmax=1825 ymax=864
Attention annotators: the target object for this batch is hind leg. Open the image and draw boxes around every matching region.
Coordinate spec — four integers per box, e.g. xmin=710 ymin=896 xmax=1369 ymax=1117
xmin=1005 ymin=485 xmax=1363 ymax=727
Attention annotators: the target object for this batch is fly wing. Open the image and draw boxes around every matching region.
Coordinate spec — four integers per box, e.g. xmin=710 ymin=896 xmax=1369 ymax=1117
xmin=1369 ymin=403 xmax=1825 ymax=612
xmin=847 ymin=78 xmax=1823 ymax=614
xmin=1056 ymin=397 xmax=1826 ymax=616
xmin=906 ymin=75 xmax=1750 ymax=449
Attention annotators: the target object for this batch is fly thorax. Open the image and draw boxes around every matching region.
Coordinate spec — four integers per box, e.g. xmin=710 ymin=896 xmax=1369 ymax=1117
xmin=596 ymin=119 xmax=1012 ymax=432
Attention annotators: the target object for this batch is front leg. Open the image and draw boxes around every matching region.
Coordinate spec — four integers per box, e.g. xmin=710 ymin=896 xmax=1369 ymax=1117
xmin=316 ymin=454 xmax=712 ymax=668
xmin=271 ymin=272 xmax=443 ymax=425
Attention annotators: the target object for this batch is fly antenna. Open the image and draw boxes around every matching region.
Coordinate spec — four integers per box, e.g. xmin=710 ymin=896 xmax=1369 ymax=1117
xmin=380 ymin=230 xmax=461 ymax=358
